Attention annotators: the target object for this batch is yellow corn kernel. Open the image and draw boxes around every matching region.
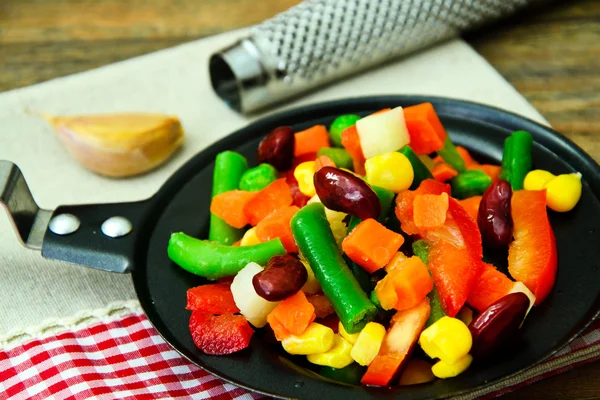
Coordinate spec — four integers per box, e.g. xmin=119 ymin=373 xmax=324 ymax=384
xmin=545 ymin=172 xmax=582 ymax=212
xmin=338 ymin=321 xmax=360 ymax=345
xmin=419 ymin=316 xmax=472 ymax=365
xmin=431 ymin=354 xmax=473 ymax=379
xmin=307 ymin=195 xmax=347 ymax=248
xmin=350 ymin=322 xmax=386 ymax=366
xmin=294 ymin=161 xmax=317 ymax=197
xmin=307 ymin=335 xmax=354 ymax=369
xmin=240 ymin=227 xmax=260 ymax=246
xmin=523 ymin=169 xmax=556 ymax=191
xmin=281 ymin=323 xmax=334 ymax=355
xmin=364 ymin=152 xmax=414 ymax=193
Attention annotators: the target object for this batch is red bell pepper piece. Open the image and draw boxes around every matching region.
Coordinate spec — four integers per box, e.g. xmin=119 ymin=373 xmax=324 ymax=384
xmin=508 ymin=190 xmax=557 ymax=305
xmin=466 ymin=262 xmax=515 ymax=313
xmin=396 ymin=181 xmax=482 ymax=316
xmin=361 ymin=298 xmax=431 ymax=386
xmin=189 ymin=312 xmax=254 ymax=355
xmin=424 ymin=197 xmax=483 ymax=317
xmin=186 ymin=284 xmax=239 ymax=314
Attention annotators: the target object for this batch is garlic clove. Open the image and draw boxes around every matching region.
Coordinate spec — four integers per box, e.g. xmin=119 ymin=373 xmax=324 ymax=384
xmin=39 ymin=112 xmax=185 ymax=178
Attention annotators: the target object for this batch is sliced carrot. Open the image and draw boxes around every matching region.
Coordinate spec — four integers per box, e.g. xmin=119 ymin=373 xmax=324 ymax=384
xmin=294 ymin=125 xmax=330 ymax=157
xmin=459 ymin=195 xmax=482 ymax=221
xmin=431 ymin=162 xmax=458 ymax=182
xmin=267 ymin=291 xmax=316 ymax=340
xmin=413 ymin=193 xmax=449 ymax=229
xmin=315 ymin=155 xmax=336 ymax=170
xmin=415 ymin=179 xmax=451 ymax=196
xmin=210 ymin=190 xmax=256 ymax=229
xmin=403 ymin=102 xmax=447 ymax=155
xmin=376 ymin=255 xmax=434 ymax=311
xmin=255 ymin=206 xmax=300 ymax=253
xmin=342 ymin=218 xmax=405 ymax=274
xmin=471 ymin=164 xmax=502 ymax=181
xmin=243 ymin=178 xmax=293 ymax=226
xmin=395 ymin=179 xmax=451 ymax=236
xmin=341 ymin=125 xmax=366 ymax=175
xmin=467 ymin=262 xmax=514 ymax=313
xmin=232 ymin=240 xmax=241 ymax=247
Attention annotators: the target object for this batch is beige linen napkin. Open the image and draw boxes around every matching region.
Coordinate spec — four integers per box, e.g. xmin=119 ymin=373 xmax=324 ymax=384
xmin=0 ymin=28 xmax=547 ymax=335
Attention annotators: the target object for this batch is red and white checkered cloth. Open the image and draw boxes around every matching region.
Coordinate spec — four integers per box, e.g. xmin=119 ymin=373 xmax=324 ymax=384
xmin=1 ymin=311 xmax=598 ymax=400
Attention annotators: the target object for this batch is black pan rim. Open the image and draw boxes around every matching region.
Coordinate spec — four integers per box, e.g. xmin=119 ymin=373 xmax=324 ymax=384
xmin=132 ymin=94 xmax=600 ymax=399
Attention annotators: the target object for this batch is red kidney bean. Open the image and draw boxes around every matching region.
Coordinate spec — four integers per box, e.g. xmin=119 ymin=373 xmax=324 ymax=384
xmin=257 ymin=126 xmax=295 ymax=171
xmin=469 ymin=292 xmax=530 ymax=358
xmin=477 ymin=179 xmax=513 ymax=248
xmin=313 ymin=166 xmax=381 ymax=220
xmin=306 ymin=294 xmax=335 ymax=318
xmin=252 ymin=255 xmax=308 ymax=302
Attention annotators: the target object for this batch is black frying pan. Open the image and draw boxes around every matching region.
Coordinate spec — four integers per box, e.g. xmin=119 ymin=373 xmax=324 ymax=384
xmin=2 ymin=96 xmax=599 ymax=399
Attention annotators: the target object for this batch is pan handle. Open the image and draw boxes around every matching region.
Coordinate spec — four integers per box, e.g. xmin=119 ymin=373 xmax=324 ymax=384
xmin=0 ymin=160 xmax=52 ymax=250
xmin=1 ymin=160 xmax=149 ymax=273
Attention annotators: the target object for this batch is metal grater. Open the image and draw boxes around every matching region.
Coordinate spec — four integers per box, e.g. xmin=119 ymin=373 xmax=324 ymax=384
xmin=209 ymin=0 xmax=542 ymax=114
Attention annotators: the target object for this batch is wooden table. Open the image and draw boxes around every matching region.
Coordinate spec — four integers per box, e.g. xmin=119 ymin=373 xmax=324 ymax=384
xmin=1 ymin=0 xmax=599 ymax=398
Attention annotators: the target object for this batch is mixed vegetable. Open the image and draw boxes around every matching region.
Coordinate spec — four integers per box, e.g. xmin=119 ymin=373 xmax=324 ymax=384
xmin=167 ymin=103 xmax=583 ymax=387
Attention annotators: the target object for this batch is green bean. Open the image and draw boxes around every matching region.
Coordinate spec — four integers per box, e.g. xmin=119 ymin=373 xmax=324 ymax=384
xmin=499 ymin=130 xmax=533 ymax=190
xmin=168 ymin=232 xmax=285 ymax=280
xmin=398 ymin=146 xmax=434 ymax=189
xmin=291 ymin=203 xmax=377 ymax=333
xmin=437 ymin=136 xmax=467 ymax=173
xmin=209 ymin=151 xmax=248 ymax=245
xmin=450 ymin=170 xmax=492 ymax=199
